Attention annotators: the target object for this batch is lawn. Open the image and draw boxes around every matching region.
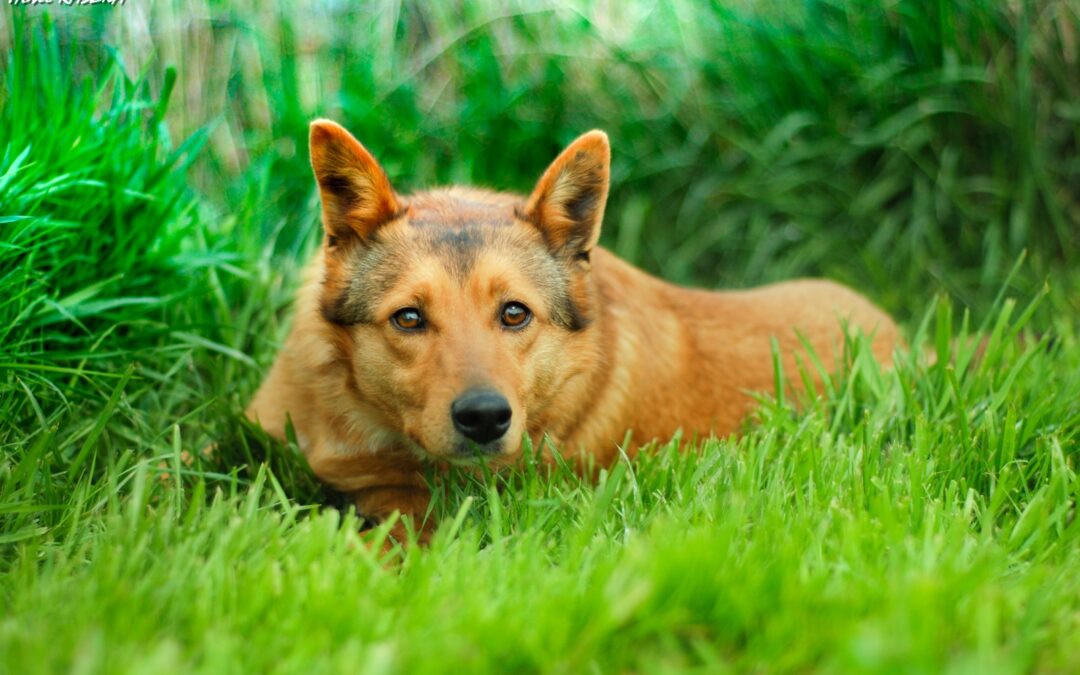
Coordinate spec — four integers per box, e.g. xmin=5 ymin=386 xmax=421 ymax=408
xmin=1 ymin=2 xmax=1078 ymax=673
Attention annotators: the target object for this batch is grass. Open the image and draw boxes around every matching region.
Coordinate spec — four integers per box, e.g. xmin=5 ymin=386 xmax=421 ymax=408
xmin=1 ymin=2 xmax=1079 ymax=673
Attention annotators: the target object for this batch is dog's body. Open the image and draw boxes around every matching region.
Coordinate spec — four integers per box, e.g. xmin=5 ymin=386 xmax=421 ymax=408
xmin=247 ymin=121 xmax=900 ymax=538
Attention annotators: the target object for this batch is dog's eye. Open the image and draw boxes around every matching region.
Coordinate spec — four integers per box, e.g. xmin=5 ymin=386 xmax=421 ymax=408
xmin=500 ymin=302 xmax=531 ymax=329
xmin=391 ymin=308 xmax=425 ymax=331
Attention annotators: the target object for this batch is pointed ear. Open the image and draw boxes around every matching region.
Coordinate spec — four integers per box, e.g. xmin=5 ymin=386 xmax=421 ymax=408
xmin=522 ymin=130 xmax=610 ymax=258
xmin=309 ymin=119 xmax=401 ymax=244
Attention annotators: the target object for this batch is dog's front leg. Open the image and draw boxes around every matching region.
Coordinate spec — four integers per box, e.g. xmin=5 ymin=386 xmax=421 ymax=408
xmin=306 ymin=445 xmax=434 ymax=545
xmin=351 ymin=485 xmax=433 ymax=545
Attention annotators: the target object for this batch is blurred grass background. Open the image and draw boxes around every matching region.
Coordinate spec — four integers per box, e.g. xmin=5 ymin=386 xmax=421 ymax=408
xmin=9 ymin=0 xmax=1079 ymax=317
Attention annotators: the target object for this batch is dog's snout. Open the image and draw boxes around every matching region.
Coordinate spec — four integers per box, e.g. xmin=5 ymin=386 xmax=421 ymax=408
xmin=451 ymin=390 xmax=512 ymax=445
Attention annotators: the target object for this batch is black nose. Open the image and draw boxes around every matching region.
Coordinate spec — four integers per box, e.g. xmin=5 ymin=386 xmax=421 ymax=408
xmin=451 ymin=390 xmax=512 ymax=445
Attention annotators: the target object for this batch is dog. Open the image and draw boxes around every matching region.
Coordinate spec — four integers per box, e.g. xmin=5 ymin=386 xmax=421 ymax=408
xmin=246 ymin=120 xmax=900 ymax=541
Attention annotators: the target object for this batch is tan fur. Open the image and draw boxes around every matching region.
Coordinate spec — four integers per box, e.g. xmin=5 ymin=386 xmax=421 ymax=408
xmin=246 ymin=121 xmax=901 ymax=540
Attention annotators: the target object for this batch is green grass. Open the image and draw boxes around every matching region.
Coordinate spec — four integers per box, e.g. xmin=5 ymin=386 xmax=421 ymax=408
xmin=1 ymin=3 xmax=1079 ymax=673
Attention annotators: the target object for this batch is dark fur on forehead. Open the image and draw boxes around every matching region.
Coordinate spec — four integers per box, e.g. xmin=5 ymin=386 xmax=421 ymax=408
xmin=321 ymin=239 xmax=407 ymax=325
xmin=427 ymin=227 xmax=482 ymax=280
xmin=320 ymin=188 xmax=592 ymax=331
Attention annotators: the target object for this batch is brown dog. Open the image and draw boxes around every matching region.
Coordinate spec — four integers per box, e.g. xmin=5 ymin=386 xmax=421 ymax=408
xmin=246 ymin=120 xmax=900 ymax=539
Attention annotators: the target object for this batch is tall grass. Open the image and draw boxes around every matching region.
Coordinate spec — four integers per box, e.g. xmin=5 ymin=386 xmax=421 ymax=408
xmin=0 ymin=3 xmax=1078 ymax=673
xmin=0 ymin=15 xmax=195 ymax=539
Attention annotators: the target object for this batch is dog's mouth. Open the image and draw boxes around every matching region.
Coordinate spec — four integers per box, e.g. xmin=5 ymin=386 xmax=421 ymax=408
xmin=398 ymin=433 xmax=492 ymax=463
xmin=423 ymin=437 xmax=509 ymax=466
xmin=402 ymin=432 xmax=518 ymax=466
xmin=451 ymin=439 xmax=504 ymax=461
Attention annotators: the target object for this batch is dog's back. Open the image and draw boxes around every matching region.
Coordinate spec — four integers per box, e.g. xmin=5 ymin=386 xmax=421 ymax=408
xmin=536 ymin=248 xmax=899 ymax=465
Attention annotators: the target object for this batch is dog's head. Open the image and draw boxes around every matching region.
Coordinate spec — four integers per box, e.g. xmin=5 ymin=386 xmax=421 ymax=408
xmin=309 ymin=120 xmax=609 ymax=462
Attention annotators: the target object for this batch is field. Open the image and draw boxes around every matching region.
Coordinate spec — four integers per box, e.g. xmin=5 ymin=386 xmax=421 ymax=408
xmin=1 ymin=2 xmax=1079 ymax=672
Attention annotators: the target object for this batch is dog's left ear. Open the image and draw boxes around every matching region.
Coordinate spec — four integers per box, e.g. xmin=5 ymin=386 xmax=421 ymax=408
xmin=522 ymin=130 xmax=610 ymax=260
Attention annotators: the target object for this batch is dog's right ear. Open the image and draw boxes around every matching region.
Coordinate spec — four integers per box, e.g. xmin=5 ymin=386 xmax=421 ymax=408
xmin=309 ymin=119 xmax=401 ymax=245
